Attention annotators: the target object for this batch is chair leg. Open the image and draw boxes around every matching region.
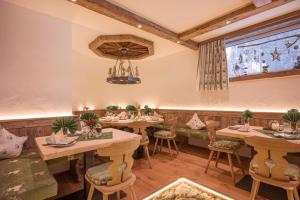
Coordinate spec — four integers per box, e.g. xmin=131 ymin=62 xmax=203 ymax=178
xmin=167 ymin=139 xmax=173 ymax=156
xmin=287 ymin=189 xmax=294 ymax=200
xmin=205 ymin=150 xmax=214 ymax=173
xmin=294 ymin=188 xmax=300 ymax=200
xmin=172 ymin=139 xmax=179 ymax=155
xmin=153 ymin=137 xmax=159 ymax=155
xmin=250 ymin=179 xmax=260 ymax=200
xmin=103 ymin=193 xmax=109 ymax=200
xmin=143 ymin=145 xmax=152 ymax=168
xmin=116 ymin=191 xmax=121 ymax=200
xmin=215 ymin=152 xmax=220 ymax=168
xmin=234 ymin=152 xmax=245 ymax=175
xmin=87 ymin=184 xmax=95 ymax=200
xmin=160 ymin=138 xmax=163 ymax=152
xmin=129 ymin=185 xmax=137 ymax=200
xmin=227 ymin=153 xmax=235 ymax=184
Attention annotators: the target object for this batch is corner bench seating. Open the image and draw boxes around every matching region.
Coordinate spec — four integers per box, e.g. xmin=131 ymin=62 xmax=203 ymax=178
xmin=150 ymin=124 xmax=210 ymax=142
xmin=0 ymin=149 xmax=57 ymax=200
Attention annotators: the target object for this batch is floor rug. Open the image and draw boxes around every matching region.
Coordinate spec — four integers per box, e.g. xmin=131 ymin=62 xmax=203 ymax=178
xmin=143 ymin=177 xmax=233 ymax=200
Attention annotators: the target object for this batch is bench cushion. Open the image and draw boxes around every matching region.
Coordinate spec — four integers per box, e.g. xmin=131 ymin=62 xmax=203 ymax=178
xmin=0 ymin=150 xmax=57 ymax=200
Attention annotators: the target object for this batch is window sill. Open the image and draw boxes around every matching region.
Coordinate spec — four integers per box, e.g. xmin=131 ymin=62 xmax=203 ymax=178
xmin=229 ymin=69 xmax=300 ymax=82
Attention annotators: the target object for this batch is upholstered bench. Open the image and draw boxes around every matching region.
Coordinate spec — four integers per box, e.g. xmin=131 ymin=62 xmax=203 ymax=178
xmin=150 ymin=124 xmax=210 ymax=140
xmin=0 ymin=150 xmax=57 ymax=200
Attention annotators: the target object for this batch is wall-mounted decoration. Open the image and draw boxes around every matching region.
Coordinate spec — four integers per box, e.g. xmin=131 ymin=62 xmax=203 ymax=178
xmin=89 ymin=35 xmax=154 ymax=85
xmin=271 ymin=48 xmax=281 ymax=61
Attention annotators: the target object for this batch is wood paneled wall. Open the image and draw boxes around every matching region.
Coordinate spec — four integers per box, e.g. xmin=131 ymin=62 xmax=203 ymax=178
xmin=0 ymin=110 xmax=290 ymax=150
xmin=0 ymin=116 xmax=78 ymax=149
xmin=73 ymin=109 xmax=286 ymax=129
xmin=157 ymin=109 xmax=285 ymax=128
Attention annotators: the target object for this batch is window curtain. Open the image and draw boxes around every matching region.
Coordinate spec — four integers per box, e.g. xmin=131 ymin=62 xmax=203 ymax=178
xmin=197 ymin=39 xmax=228 ymax=91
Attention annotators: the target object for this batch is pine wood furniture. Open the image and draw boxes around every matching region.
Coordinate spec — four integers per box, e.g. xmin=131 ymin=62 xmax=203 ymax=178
xmin=85 ymin=136 xmax=140 ymax=200
xmin=244 ymin=136 xmax=300 ymax=200
xmin=99 ymin=119 xmax=163 ymax=168
xmin=204 ymin=120 xmax=245 ymax=184
xmin=153 ymin=118 xmax=179 ymax=157
xmin=35 ymin=128 xmax=141 ymax=199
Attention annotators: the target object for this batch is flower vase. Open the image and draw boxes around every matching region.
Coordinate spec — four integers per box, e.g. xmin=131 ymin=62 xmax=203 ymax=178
xmin=290 ymin=122 xmax=297 ymax=133
xmin=244 ymin=120 xmax=250 ymax=131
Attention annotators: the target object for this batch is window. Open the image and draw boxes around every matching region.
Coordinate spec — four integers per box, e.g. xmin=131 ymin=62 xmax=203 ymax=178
xmin=226 ymin=28 xmax=300 ymax=80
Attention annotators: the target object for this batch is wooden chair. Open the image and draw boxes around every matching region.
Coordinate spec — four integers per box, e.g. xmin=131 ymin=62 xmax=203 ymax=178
xmin=85 ymin=137 xmax=140 ymax=200
xmin=153 ymin=117 xmax=178 ymax=157
xmin=204 ymin=120 xmax=245 ymax=184
xmin=130 ymin=121 xmax=152 ymax=168
xmin=245 ymin=136 xmax=300 ymax=200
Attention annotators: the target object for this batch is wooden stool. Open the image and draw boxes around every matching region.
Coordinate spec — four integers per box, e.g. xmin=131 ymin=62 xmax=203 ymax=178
xmin=204 ymin=120 xmax=245 ymax=184
xmin=153 ymin=118 xmax=178 ymax=157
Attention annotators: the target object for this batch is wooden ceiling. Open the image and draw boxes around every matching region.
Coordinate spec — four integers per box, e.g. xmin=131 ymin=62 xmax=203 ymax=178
xmin=89 ymin=34 xmax=154 ymax=60
xmin=68 ymin=0 xmax=295 ymax=50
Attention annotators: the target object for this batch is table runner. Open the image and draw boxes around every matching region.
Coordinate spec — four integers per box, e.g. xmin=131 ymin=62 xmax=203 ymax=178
xmin=254 ymin=129 xmax=300 ymax=140
xmin=77 ymin=131 xmax=113 ymax=141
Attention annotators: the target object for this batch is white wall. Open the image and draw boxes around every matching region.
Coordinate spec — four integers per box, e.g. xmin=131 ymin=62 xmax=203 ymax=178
xmin=73 ymin=37 xmax=300 ymax=112
xmin=1 ymin=1 xmax=299 ymax=119
xmin=0 ymin=1 xmax=72 ymax=119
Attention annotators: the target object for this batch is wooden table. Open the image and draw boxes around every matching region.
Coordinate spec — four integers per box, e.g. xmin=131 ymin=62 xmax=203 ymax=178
xmin=35 ymin=128 xmax=141 ymax=199
xmin=216 ymin=126 xmax=300 ymax=145
xmin=100 ymin=119 xmax=164 ymax=141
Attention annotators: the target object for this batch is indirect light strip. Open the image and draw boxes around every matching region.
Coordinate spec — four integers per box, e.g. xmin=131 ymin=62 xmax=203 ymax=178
xmin=0 ymin=112 xmax=73 ymax=121
xmin=143 ymin=177 xmax=233 ymax=200
xmin=158 ymin=106 xmax=290 ymax=113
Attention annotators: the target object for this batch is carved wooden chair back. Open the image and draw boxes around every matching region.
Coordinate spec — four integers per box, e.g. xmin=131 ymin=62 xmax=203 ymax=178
xmin=205 ymin=120 xmax=220 ymax=145
xmin=129 ymin=121 xmax=149 ymax=141
xmin=165 ymin=117 xmax=178 ymax=137
xmin=245 ymin=136 xmax=300 ymax=181
xmin=96 ymin=137 xmax=140 ymax=186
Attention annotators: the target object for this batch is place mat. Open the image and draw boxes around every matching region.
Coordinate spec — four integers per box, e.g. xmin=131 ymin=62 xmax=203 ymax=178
xmin=76 ymin=131 xmax=113 ymax=141
xmin=254 ymin=129 xmax=300 ymax=140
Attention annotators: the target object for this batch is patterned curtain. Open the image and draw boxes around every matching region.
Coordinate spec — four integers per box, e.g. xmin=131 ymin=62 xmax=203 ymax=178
xmin=197 ymin=39 xmax=228 ymax=91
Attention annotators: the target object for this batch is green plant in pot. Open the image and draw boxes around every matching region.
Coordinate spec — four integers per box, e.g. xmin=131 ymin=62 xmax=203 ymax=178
xmin=143 ymin=105 xmax=153 ymax=116
xmin=242 ymin=109 xmax=253 ymax=125
xmin=106 ymin=105 xmax=119 ymax=115
xmin=52 ymin=117 xmax=78 ymax=135
xmin=80 ymin=112 xmax=99 ymax=129
xmin=282 ymin=109 xmax=300 ymax=132
xmin=126 ymin=105 xmax=137 ymax=118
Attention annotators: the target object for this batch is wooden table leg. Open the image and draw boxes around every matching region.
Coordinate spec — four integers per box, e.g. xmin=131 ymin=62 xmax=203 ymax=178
xmin=84 ymin=151 xmax=94 ymax=199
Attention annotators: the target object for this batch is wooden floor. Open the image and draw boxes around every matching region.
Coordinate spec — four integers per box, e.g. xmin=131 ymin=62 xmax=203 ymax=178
xmin=125 ymin=145 xmax=253 ymax=200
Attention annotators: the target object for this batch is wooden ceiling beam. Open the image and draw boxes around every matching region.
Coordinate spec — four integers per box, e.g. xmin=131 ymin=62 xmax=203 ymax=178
xmin=198 ymin=9 xmax=300 ymax=45
xmin=179 ymin=0 xmax=294 ymax=41
xmin=68 ymin=0 xmax=199 ymax=50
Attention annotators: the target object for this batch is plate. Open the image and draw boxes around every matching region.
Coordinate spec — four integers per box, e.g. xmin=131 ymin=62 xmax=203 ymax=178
xmin=47 ymin=140 xmax=77 ymax=147
xmin=228 ymin=125 xmax=242 ymax=130
xmin=273 ymin=133 xmax=300 ymax=139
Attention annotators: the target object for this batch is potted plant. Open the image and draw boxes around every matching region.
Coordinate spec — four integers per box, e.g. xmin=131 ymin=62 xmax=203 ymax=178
xmin=106 ymin=105 xmax=119 ymax=116
xmin=282 ymin=109 xmax=300 ymax=132
xmin=52 ymin=117 xmax=78 ymax=135
xmin=242 ymin=109 xmax=253 ymax=127
xmin=143 ymin=105 xmax=153 ymax=116
xmin=126 ymin=105 xmax=137 ymax=113
xmin=80 ymin=112 xmax=99 ymax=129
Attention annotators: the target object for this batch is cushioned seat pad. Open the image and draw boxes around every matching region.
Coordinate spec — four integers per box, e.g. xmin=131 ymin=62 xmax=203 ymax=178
xmin=86 ymin=162 xmax=113 ymax=185
xmin=154 ymin=130 xmax=172 ymax=138
xmin=250 ymin=161 xmax=300 ymax=181
xmin=211 ymin=140 xmax=241 ymax=150
xmin=0 ymin=150 xmax=57 ymax=200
